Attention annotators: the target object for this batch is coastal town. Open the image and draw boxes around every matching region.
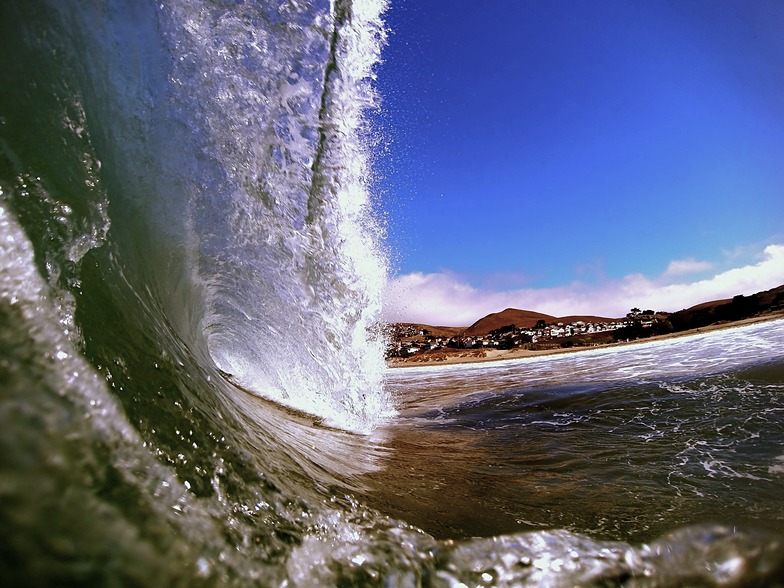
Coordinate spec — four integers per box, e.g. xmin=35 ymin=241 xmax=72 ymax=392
xmin=385 ymin=284 xmax=784 ymax=363
xmin=386 ymin=314 xmax=649 ymax=359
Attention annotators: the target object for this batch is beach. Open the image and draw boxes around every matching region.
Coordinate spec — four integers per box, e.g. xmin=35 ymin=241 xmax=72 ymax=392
xmin=387 ymin=311 xmax=784 ymax=368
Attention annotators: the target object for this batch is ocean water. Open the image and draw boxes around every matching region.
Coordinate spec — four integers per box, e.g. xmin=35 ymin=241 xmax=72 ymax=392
xmin=376 ymin=325 xmax=784 ymax=545
xmin=2 ymin=1 xmax=784 ymax=586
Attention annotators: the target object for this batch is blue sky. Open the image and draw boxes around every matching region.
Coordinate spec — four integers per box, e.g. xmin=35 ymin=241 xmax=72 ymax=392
xmin=375 ymin=0 xmax=784 ymax=325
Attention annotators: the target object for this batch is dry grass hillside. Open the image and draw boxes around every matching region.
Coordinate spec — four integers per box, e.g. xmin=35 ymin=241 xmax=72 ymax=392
xmin=462 ymin=308 xmax=618 ymax=337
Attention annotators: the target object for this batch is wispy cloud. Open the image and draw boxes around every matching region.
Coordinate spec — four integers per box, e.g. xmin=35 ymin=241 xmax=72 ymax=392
xmin=662 ymin=257 xmax=714 ymax=278
xmin=383 ymin=243 xmax=784 ymax=325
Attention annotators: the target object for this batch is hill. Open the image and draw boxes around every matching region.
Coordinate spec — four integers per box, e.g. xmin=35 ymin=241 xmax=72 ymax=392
xmin=387 ymin=284 xmax=784 ymax=364
xmin=462 ymin=308 xmax=618 ymax=337
xmin=395 ymin=283 xmax=784 ymax=339
xmin=391 ymin=323 xmax=465 ymax=340
xmin=668 ymin=284 xmax=784 ymax=331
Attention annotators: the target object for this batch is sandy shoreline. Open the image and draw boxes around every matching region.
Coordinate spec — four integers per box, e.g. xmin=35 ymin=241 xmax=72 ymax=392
xmin=386 ymin=312 xmax=784 ymax=369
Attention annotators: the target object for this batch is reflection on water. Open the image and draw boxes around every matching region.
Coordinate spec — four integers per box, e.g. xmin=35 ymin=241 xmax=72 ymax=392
xmin=220 ymin=381 xmax=389 ymax=494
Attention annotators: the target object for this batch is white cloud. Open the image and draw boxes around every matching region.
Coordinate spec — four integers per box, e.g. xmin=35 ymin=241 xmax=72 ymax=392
xmin=662 ymin=257 xmax=714 ymax=278
xmin=383 ymin=243 xmax=784 ymax=326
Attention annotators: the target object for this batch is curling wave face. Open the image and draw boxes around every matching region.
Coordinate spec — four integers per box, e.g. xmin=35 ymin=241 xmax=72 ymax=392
xmin=2 ymin=1 xmax=784 ymax=586
xmin=23 ymin=0 xmax=391 ymax=432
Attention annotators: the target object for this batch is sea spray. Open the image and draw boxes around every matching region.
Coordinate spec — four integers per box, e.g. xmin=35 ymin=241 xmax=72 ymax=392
xmin=162 ymin=0 xmax=393 ymax=431
xmin=35 ymin=0 xmax=392 ymax=431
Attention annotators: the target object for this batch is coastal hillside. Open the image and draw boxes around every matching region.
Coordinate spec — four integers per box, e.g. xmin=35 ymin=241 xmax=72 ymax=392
xmin=668 ymin=284 xmax=784 ymax=331
xmin=386 ymin=283 xmax=784 ymax=364
xmin=389 ymin=324 xmax=465 ymax=339
xmin=393 ymin=283 xmax=784 ymax=339
xmin=462 ymin=309 xmax=618 ymax=337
